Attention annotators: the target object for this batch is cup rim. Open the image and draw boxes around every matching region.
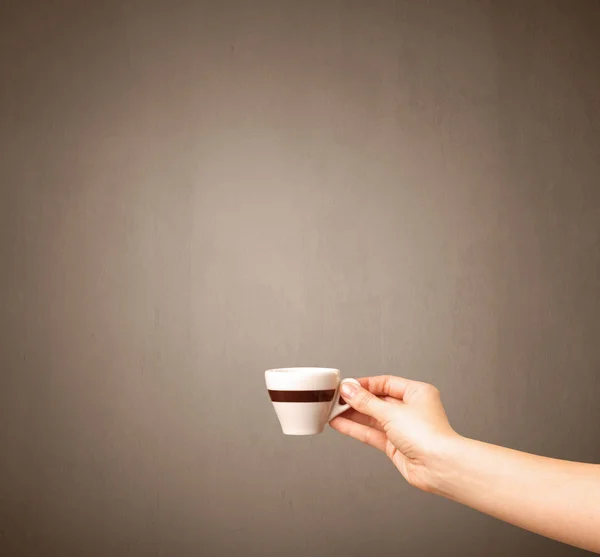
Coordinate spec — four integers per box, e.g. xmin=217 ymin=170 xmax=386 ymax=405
xmin=265 ymin=367 xmax=340 ymax=375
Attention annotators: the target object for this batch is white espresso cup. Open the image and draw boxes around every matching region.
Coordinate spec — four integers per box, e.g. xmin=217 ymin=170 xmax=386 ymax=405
xmin=265 ymin=367 xmax=359 ymax=435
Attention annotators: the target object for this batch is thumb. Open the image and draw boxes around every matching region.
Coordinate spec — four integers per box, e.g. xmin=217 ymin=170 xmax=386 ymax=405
xmin=340 ymin=380 xmax=391 ymax=424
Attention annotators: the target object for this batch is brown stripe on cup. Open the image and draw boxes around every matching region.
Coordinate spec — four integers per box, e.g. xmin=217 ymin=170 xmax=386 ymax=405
xmin=268 ymin=389 xmax=336 ymax=403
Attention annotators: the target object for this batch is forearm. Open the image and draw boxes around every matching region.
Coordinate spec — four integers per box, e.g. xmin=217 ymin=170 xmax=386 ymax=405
xmin=430 ymin=436 xmax=600 ymax=553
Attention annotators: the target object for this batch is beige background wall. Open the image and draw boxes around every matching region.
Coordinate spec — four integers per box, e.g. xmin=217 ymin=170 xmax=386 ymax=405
xmin=1 ymin=1 xmax=599 ymax=556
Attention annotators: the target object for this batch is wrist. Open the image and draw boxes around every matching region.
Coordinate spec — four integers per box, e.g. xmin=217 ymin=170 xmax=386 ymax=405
xmin=421 ymin=432 xmax=469 ymax=495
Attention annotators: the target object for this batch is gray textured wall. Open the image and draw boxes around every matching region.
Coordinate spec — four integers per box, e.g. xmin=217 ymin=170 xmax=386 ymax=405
xmin=1 ymin=1 xmax=599 ymax=556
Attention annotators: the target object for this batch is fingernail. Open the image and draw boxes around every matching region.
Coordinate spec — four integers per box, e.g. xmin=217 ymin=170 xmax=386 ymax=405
xmin=340 ymin=381 xmax=359 ymax=399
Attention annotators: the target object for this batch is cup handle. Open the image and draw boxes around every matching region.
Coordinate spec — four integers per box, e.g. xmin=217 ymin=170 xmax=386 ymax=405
xmin=328 ymin=378 xmax=360 ymax=421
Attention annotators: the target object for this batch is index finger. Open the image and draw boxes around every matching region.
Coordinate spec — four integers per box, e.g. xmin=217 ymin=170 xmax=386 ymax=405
xmin=357 ymin=375 xmax=414 ymax=400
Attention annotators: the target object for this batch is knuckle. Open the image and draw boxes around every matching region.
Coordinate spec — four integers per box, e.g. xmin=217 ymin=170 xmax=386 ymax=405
xmin=379 ymin=415 xmax=394 ymax=431
xmin=421 ymin=383 xmax=440 ymax=397
xmin=358 ymin=390 xmax=375 ymax=407
xmin=361 ymin=428 xmax=372 ymax=446
xmin=380 ymin=405 xmax=399 ymax=427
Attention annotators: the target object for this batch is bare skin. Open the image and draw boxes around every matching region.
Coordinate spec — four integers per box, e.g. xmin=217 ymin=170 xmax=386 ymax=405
xmin=330 ymin=376 xmax=600 ymax=554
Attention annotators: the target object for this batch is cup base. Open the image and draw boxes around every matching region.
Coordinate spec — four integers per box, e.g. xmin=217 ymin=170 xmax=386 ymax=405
xmin=281 ymin=426 xmax=325 ymax=436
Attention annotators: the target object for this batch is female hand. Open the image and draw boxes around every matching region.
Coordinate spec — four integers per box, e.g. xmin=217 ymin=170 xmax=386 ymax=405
xmin=330 ymin=375 xmax=459 ymax=492
xmin=331 ymin=375 xmax=600 ymax=553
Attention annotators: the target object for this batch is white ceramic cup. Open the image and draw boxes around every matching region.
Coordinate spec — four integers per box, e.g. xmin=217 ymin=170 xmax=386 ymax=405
xmin=265 ymin=367 xmax=359 ymax=435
